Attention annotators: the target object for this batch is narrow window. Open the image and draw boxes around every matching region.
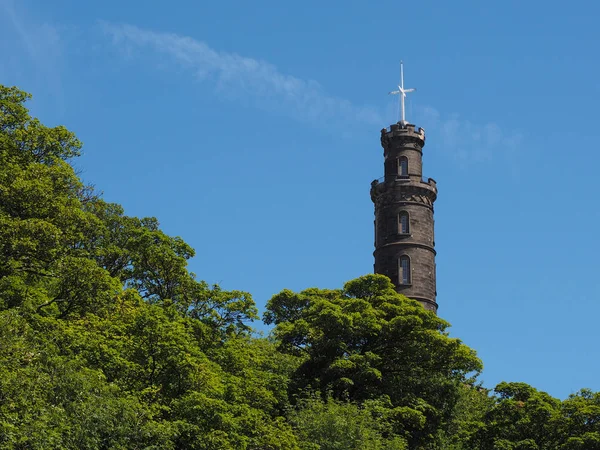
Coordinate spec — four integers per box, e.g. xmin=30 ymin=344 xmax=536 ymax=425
xmin=397 ymin=157 xmax=408 ymax=177
xmin=374 ymin=217 xmax=377 ymax=246
xmin=399 ymin=211 xmax=409 ymax=234
xmin=399 ymin=256 xmax=411 ymax=285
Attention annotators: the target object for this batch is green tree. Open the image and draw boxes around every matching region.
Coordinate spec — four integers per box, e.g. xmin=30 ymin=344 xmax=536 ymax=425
xmin=288 ymin=396 xmax=408 ymax=450
xmin=0 ymin=84 xmax=294 ymax=449
xmin=556 ymin=389 xmax=600 ymax=449
xmin=265 ymin=274 xmax=482 ymax=448
xmin=0 ymin=309 xmax=175 ymax=449
xmin=470 ymin=383 xmax=600 ymax=450
xmin=436 ymin=383 xmax=494 ymax=449
xmin=469 ymin=382 xmax=561 ymax=450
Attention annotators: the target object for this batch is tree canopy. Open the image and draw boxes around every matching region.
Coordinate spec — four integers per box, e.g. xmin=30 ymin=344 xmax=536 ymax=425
xmin=0 ymin=84 xmax=598 ymax=449
xmin=265 ymin=275 xmax=482 ymax=447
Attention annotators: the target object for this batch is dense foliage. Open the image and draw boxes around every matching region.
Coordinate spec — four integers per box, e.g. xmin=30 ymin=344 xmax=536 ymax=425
xmin=0 ymin=84 xmax=598 ymax=449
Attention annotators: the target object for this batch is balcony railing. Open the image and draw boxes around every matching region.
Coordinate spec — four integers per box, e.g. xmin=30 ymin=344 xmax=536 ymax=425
xmin=371 ymin=176 xmax=437 ymax=187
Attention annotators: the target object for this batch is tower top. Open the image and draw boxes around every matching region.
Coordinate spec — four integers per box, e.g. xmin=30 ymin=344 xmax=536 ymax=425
xmin=388 ymin=61 xmax=416 ymax=125
xmin=381 ymin=121 xmax=426 ymax=148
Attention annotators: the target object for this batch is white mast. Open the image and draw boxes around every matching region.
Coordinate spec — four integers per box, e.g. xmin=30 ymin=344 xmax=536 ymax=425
xmin=388 ymin=61 xmax=416 ymax=123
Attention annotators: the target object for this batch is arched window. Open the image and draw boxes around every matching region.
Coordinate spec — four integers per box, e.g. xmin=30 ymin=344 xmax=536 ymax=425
xmin=397 ymin=157 xmax=408 ymax=177
xmin=398 ymin=211 xmax=409 ymax=234
xmin=399 ymin=256 xmax=411 ymax=285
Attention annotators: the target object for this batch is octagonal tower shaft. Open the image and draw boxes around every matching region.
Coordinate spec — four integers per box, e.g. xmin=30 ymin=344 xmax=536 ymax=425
xmin=370 ymin=122 xmax=438 ymax=312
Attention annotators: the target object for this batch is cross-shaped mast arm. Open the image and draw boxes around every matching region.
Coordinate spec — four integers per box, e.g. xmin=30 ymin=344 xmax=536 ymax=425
xmin=388 ymin=61 xmax=416 ymax=123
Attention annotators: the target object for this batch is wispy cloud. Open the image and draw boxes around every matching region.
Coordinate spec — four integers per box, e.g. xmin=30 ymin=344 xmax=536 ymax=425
xmin=100 ymin=22 xmax=382 ymax=127
xmin=417 ymin=106 xmax=523 ymax=164
xmin=0 ymin=0 xmax=64 ymax=108
xmin=100 ymin=22 xmax=523 ymax=163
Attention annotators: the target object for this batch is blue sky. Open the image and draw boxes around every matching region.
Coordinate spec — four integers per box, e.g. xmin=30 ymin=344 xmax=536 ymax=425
xmin=2 ymin=0 xmax=599 ymax=399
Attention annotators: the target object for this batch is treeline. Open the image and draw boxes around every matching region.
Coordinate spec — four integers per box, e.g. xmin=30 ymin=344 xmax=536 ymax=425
xmin=0 ymin=84 xmax=598 ymax=449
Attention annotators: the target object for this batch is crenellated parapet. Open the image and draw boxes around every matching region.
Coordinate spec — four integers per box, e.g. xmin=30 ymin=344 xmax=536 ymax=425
xmin=380 ymin=122 xmax=426 ymax=149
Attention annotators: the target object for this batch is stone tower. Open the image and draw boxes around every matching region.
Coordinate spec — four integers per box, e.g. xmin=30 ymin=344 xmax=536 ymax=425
xmin=370 ymin=121 xmax=438 ymax=312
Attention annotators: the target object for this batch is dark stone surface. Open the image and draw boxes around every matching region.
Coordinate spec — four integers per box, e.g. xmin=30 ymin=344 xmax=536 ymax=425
xmin=371 ymin=122 xmax=438 ymax=313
